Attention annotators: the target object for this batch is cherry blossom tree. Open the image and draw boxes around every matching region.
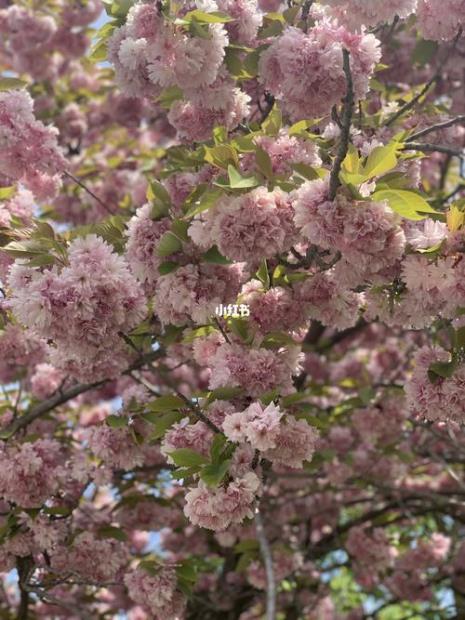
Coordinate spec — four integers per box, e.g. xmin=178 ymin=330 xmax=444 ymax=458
xmin=1 ymin=0 xmax=465 ymax=618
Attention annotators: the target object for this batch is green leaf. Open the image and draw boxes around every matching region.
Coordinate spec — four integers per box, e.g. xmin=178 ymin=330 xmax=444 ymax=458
xmin=171 ymin=466 xmax=199 ymax=480
xmin=147 ymin=395 xmax=185 ymax=412
xmin=156 ymin=85 xmax=184 ymax=109
xmin=456 ymin=326 xmax=465 ymax=349
xmin=176 ymin=560 xmax=198 ymax=583
xmin=262 ymin=105 xmax=282 ymax=136
xmin=139 ymin=559 xmax=160 ymax=576
xmin=210 ymin=434 xmax=227 ymax=463
xmin=256 ymin=259 xmax=270 ymax=289
xmin=158 ymin=261 xmax=179 ymax=275
xmin=171 ymin=219 xmax=189 ymax=242
xmin=288 ymin=119 xmax=321 ymax=136
xmin=182 ymin=325 xmax=217 ymax=343
xmin=428 ymin=358 xmax=457 ymax=382
xmin=103 ymin=0 xmax=133 ymax=18
xmin=254 ymin=146 xmax=274 ymax=179
xmin=206 ymin=386 xmax=243 ymax=403
xmin=213 ymin=125 xmax=228 ymax=145
xmin=183 ymin=187 xmax=223 ymax=219
xmin=89 ymin=40 xmax=108 ymax=63
xmin=372 ymin=189 xmax=438 ymax=220
xmin=200 ymin=460 xmax=231 ymax=487
xmin=147 ymin=411 xmax=184 ymax=440
xmin=0 ymin=77 xmax=28 ymax=91
xmin=204 ymin=145 xmax=239 ymax=169
xmin=412 ymin=39 xmax=438 ymax=66
xmin=184 ymin=9 xmax=234 ymax=23
xmin=147 ymin=180 xmax=171 ymax=206
xmin=0 ymin=186 xmax=16 ymax=201
xmin=227 ymin=165 xmax=259 ymax=189
xmin=234 ymin=539 xmax=260 ymax=553
xmin=228 ymin=317 xmax=250 ymax=342
xmin=98 ymin=525 xmax=128 ymax=542
xmin=106 ymin=415 xmax=127 ymax=428
xmin=93 ymin=215 xmax=127 ymax=251
xmin=341 ymin=144 xmax=360 ymax=174
xmin=362 ymin=144 xmax=399 ymax=178
xmin=156 ymin=231 xmax=182 ymax=257
xmin=202 ymin=245 xmax=232 ymax=264
xmin=169 ymin=448 xmax=210 ymax=468
xmin=189 ymin=20 xmax=212 ymax=39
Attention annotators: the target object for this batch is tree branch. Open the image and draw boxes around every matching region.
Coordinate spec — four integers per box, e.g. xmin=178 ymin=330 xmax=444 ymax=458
xmin=405 ymin=115 xmax=465 ymax=142
xmin=402 ymin=142 xmax=465 ymax=158
xmin=328 ymin=49 xmax=355 ymax=201
xmin=386 ymin=27 xmax=463 ymax=127
xmin=255 ymin=507 xmax=276 ymax=620
xmin=2 ymin=350 xmax=163 ymax=438
xmin=63 ymin=170 xmax=113 ymax=215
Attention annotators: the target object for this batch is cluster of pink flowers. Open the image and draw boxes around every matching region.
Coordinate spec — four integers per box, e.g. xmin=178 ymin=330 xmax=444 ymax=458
xmin=184 ymin=471 xmax=261 ymax=531
xmin=259 ymin=21 xmax=380 ymax=120
xmin=154 ymin=263 xmax=244 ymax=326
xmin=161 ymin=418 xmax=214 ymax=462
xmin=0 ymin=323 xmax=45 ymax=383
xmin=188 ymin=187 xmax=296 ymax=264
xmin=217 ymin=0 xmax=262 ymax=45
xmin=7 ymin=235 xmax=147 ymax=381
xmin=263 ymin=415 xmax=319 ymax=468
xmin=30 ymin=363 xmax=64 ymax=399
xmin=223 ymin=401 xmax=283 ymax=451
xmin=324 ymin=0 xmax=417 ymax=30
xmin=405 ymin=346 xmax=465 ymax=422
xmin=108 ymin=2 xmax=250 ymax=140
xmin=0 ymin=3 xmax=100 ymax=80
xmin=384 ymin=535 xmax=450 ymax=601
xmin=240 ymin=280 xmax=306 ymax=334
xmin=241 ymin=130 xmax=322 ymax=177
xmin=293 ymin=179 xmax=405 ymax=286
xmin=417 ymin=0 xmax=465 ymax=41
xmin=0 ymin=439 xmax=64 ymax=508
xmin=124 ymin=567 xmax=186 ymax=619
xmin=346 ymin=526 xmax=396 ymax=588
xmin=0 ymin=90 xmax=66 ymax=200
xmin=167 ymin=88 xmax=250 ymax=142
xmin=208 ymin=343 xmax=296 ymax=397
xmin=246 ymin=551 xmax=302 ymax=590
xmin=0 ymin=187 xmax=34 ymax=229
xmin=297 ymin=271 xmax=364 ymax=329
xmin=51 ymin=531 xmax=129 ymax=584
xmin=88 ymin=422 xmax=146 ymax=470
xmin=125 ymin=205 xmax=172 ymax=294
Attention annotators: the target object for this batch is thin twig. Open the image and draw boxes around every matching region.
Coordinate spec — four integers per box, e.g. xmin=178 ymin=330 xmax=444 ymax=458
xmin=255 ymin=507 xmax=276 ymax=620
xmin=63 ymin=170 xmax=113 ymax=215
xmin=214 ymin=318 xmax=231 ymax=344
xmin=156 ymin=367 xmax=222 ymax=434
xmin=402 ymin=143 xmax=465 ymax=158
xmin=301 ymin=0 xmax=314 ymax=33
xmin=2 ymin=350 xmax=163 ymax=438
xmin=405 ymin=115 xmax=465 ymax=142
xmin=328 ymin=49 xmax=355 ymax=201
xmin=386 ymin=27 xmax=463 ymax=127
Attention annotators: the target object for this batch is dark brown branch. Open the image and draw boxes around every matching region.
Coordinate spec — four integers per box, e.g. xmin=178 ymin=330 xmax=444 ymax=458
xmin=3 ymin=350 xmax=163 ymax=438
xmin=402 ymin=142 xmax=465 ymax=158
xmin=255 ymin=507 xmax=276 ymax=620
xmin=405 ymin=115 xmax=465 ymax=142
xmin=328 ymin=49 xmax=355 ymax=201
xmin=63 ymin=170 xmax=113 ymax=215
xmin=301 ymin=0 xmax=314 ymax=33
xmin=386 ymin=27 xmax=463 ymax=127
xmin=17 ymin=557 xmax=32 ymax=620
